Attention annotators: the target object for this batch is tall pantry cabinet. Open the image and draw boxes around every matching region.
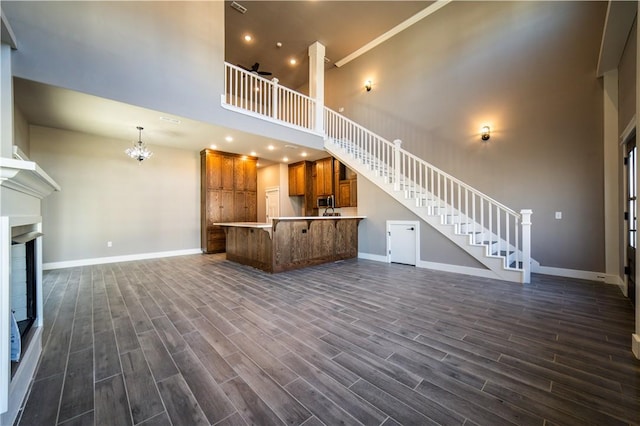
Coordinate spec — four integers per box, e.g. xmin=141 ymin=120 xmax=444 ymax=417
xmin=201 ymin=149 xmax=257 ymax=253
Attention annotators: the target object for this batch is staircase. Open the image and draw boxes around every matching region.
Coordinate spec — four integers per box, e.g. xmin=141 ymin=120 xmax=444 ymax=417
xmin=324 ymin=108 xmax=533 ymax=284
xmin=221 ymin=62 xmax=533 ymax=284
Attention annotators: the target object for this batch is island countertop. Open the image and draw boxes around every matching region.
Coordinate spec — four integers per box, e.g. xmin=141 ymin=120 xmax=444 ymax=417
xmin=214 ymin=216 xmax=366 ymax=228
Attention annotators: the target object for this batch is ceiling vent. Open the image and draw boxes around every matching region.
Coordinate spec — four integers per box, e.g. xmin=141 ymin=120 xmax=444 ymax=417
xmin=230 ymin=1 xmax=247 ymax=14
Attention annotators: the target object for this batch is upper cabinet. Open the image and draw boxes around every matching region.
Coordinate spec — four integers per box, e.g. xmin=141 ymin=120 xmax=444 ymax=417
xmin=288 ymin=161 xmax=312 ymax=196
xmin=314 ymin=157 xmax=334 ymax=197
xmin=234 ymin=157 xmax=257 ymax=191
xmin=288 ymin=156 xmax=357 ymax=209
xmin=206 ymin=152 xmax=234 ymax=190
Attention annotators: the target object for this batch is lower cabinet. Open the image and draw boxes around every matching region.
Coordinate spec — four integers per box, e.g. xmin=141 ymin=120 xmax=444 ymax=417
xmin=234 ymin=191 xmax=257 ymax=223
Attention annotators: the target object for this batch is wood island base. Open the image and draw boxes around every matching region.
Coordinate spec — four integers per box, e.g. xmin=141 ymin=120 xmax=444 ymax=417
xmin=217 ymin=217 xmax=365 ymax=273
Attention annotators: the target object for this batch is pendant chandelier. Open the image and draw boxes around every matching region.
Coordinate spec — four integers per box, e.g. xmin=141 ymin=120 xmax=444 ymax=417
xmin=125 ymin=126 xmax=153 ymax=163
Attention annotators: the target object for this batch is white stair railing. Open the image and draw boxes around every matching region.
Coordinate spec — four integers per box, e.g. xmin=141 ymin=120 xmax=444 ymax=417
xmin=220 ymin=65 xmax=532 ymax=282
xmin=325 ymin=107 xmax=532 ymax=282
xmin=223 ymin=63 xmax=316 ymax=131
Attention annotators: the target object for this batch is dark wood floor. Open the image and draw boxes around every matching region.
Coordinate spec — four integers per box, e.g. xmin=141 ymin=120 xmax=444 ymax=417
xmin=15 ymin=254 xmax=640 ymax=425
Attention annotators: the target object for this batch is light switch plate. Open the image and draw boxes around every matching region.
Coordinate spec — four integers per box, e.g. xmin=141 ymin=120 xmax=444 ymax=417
xmin=555 ymin=212 xmax=562 ymax=220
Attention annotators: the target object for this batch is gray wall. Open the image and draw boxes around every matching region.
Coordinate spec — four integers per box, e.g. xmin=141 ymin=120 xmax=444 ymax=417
xmin=619 ymin=18 xmax=637 ymax=134
xmin=4 ymin=1 xmax=224 ymax=125
xmin=326 ymin=1 xmax=607 ymax=272
xmin=30 ymin=126 xmax=200 ymax=263
xmin=13 ymin=106 xmax=29 ymax=156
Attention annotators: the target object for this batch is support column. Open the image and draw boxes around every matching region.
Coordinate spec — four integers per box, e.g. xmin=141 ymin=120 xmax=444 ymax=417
xmin=308 ymin=41 xmax=325 ymax=134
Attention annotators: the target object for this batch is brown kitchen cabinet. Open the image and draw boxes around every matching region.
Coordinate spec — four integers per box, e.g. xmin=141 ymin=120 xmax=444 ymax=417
xmin=234 ymin=156 xmax=257 ymax=191
xmin=234 ymin=191 xmax=257 ymax=222
xmin=201 ymin=149 xmax=258 ymax=253
xmin=338 ymin=179 xmax=357 ymax=207
xmin=288 ymin=161 xmax=315 ymax=214
xmin=334 ymin=161 xmax=358 ymax=207
xmin=288 ymin=161 xmax=310 ymax=196
xmin=205 ymin=152 xmax=234 ymax=190
xmin=315 ymin=157 xmax=334 ymax=196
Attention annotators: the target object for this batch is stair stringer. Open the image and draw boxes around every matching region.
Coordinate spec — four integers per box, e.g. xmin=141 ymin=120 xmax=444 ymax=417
xmin=325 ymin=139 xmax=525 ymax=283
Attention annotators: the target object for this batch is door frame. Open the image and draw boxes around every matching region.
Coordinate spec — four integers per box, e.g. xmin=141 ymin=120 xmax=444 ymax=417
xmin=386 ymin=220 xmax=420 ymax=265
xmin=265 ymin=187 xmax=280 ymax=223
xmin=622 ymin=122 xmax=637 ymax=300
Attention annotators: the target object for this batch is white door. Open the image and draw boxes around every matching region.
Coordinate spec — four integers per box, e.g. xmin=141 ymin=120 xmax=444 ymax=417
xmin=265 ymin=188 xmax=280 ymax=222
xmin=388 ymin=221 xmax=418 ymax=265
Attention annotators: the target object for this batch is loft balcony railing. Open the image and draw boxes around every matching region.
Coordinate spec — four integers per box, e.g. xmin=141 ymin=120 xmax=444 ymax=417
xmin=223 ymin=63 xmax=316 ymax=132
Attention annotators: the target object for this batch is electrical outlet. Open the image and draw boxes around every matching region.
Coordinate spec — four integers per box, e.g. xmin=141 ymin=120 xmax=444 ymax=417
xmin=107 ymin=241 xmax=112 ymax=247
xmin=555 ymin=212 xmax=562 ymax=220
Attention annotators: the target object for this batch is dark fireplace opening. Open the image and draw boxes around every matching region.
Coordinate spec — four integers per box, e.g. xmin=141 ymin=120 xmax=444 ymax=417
xmin=10 ymin=236 xmax=38 ymax=377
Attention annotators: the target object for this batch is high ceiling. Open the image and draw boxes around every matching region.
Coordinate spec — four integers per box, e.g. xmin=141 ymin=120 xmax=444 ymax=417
xmin=11 ymin=1 xmax=433 ymax=166
xmin=225 ymin=1 xmax=431 ymax=89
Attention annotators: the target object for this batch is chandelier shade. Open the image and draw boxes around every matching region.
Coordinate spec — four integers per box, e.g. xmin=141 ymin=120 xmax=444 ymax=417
xmin=125 ymin=126 xmax=153 ymax=163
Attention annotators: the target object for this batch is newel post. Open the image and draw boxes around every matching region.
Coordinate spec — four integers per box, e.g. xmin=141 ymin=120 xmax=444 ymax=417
xmin=272 ymin=78 xmax=279 ymax=121
xmin=520 ymin=209 xmax=532 ymax=284
xmin=393 ymin=139 xmax=402 ymax=191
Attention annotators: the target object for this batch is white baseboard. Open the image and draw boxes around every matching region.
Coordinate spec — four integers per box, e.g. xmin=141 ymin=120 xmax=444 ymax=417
xmin=43 ymin=248 xmax=202 ymax=270
xmin=417 ymin=260 xmax=498 ymax=279
xmin=357 ymin=252 xmax=498 ymax=280
xmin=534 ymin=265 xmax=623 ymax=286
xmin=357 ymin=252 xmax=387 ymax=263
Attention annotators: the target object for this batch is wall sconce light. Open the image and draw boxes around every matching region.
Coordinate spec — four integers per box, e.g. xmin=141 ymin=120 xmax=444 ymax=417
xmin=481 ymin=126 xmax=490 ymax=141
xmin=365 ymin=80 xmax=372 ymax=92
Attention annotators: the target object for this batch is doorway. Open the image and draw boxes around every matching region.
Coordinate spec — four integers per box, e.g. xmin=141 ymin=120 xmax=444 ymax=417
xmin=626 ymin=133 xmax=637 ymax=306
xmin=387 ymin=220 xmax=419 ymax=266
xmin=265 ymin=187 xmax=280 ymax=222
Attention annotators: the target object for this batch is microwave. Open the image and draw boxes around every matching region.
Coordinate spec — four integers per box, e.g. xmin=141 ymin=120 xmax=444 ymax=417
xmin=317 ymin=195 xmax=334 ymax=208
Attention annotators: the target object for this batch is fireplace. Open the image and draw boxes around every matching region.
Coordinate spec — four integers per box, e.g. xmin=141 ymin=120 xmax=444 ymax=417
xmin=1 ymin=154 xmax=60 ymax=425
xmin=10 ymin=230 xmax=39 ymax=376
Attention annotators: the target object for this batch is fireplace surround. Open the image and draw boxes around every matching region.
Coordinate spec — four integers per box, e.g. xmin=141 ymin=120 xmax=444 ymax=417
xmin=0 ymin=154 xmax=60 ymax=425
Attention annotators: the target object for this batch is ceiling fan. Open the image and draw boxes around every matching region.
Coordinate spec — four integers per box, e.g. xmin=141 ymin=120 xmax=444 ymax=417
xmin=238 ymin=62 xmax=272 ymax=76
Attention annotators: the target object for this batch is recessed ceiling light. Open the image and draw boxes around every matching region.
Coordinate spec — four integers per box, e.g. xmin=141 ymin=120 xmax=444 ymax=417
xmin=283 ymin=156 xmax=289 ymax=162
xmin=289 ymin=58 xmax=297 ymax=66
xmin=301 ymin=152 xmax=307 ymax=157
xmin=244 ymin=34 xmax=252 ymax=42
xmin=250 ymin=151 xmax=257 ymax=156
xmin=210 ymin=144 xmax=217 ymax=149
xmin=268 ymin=145 xmax=275 ymax=150
xmin=225 ymin=136 xmax=233 ymax=142
xmin=159 ymin=116 xmax=181 ymax=124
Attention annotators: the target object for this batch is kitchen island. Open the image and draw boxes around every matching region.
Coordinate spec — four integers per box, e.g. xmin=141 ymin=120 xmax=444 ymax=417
xmin=215 ymin=216 xmax=365 ymax=273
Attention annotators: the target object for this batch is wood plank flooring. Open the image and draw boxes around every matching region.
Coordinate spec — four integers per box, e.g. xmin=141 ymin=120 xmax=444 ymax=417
xmin=15 ymin=254 xmax=640 ymax=425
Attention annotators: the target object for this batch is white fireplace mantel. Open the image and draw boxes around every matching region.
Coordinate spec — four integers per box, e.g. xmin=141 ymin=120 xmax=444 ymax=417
xmin=1 ymin=156 xmax=59 ymax=425
xmin=0 ymin=158 xmax=61 ymax=199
